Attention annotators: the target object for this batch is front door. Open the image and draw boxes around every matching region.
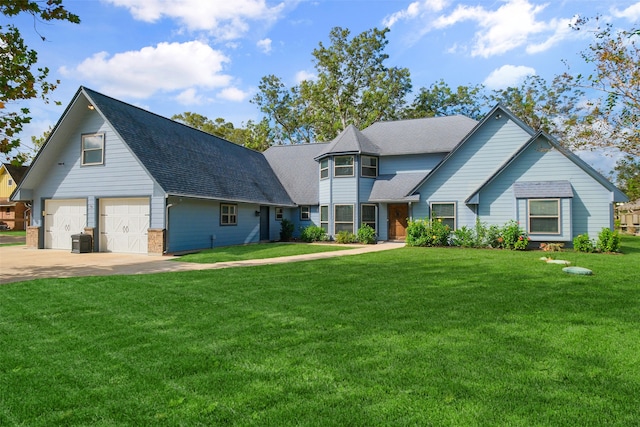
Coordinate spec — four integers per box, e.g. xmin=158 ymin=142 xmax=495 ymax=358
xmin=259 ymin=206 xmax=270 ymax=241
xmin=388 ymin=204 xmax=408 ymax=241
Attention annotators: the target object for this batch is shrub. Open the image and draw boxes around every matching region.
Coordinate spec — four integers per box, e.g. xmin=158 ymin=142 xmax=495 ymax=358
xmin=356 ymin=224 xmax=376 ymax=244
xmin=451 ymin=226 xmax=475 ymax=247
xmin=335 ymin=230 xmax=357 ymax=244
xmin=300 ymin=225 xmax=327 ymax=243
xmin=500 ymin=220 xmax=529 ymax=250
xmin=597 ymin=228 xmax=620 ymax=253
xmin=405 ymin=218 xmax=450 ymax=247
xmin=573 ymin=234 xmax=595 ymax=253
xmin=279 ymin=218 xmax=294 ymax=241
xmin=484 ymin=224 xmax=503 ymax=248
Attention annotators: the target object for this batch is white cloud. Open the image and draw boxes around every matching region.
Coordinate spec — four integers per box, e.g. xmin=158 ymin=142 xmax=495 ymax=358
xmin=611 ymin=2 xmax=640 ymax=21
xmin=383 ymin=0 xmax=448 ymax=27
xmin=257 ymin=38 xmax=272 ymax=54
xmin=483 ymin=64 xmax=536 ymax=89
xmin=295 ymin=70 xmax=316 ymax=83
xmin=175 ymin=88 xmax=206 ymax=105
xmin=217 ymin=87 xmax=249 ymax=102
xmin=102 ymin=0 xmax=286 ymax=40
xmin=61 ymin=41 xmax=232 ymax=99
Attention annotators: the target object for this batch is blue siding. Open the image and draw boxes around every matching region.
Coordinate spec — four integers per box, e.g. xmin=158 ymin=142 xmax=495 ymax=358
xmin=380 ymin=153 xmax=444 ymax=175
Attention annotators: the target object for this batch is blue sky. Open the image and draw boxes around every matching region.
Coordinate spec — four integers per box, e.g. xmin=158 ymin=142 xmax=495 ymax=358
xmin=11 ymin=0 xmax=640 ymax=173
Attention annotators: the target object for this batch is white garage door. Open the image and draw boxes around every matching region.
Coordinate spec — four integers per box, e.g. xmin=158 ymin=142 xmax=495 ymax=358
xmin=44 ymin=199 xmax=87 ymax=250
xmin=100 ymin=198 xmax=150 ymax=254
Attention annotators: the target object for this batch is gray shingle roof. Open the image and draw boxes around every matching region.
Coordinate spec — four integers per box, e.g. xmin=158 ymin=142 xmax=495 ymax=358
xmin=263 ymin=143 xmax=328 ymax=205
xmin=84 ymin=87 xmax=294 ymax=206
xmin=362 ymin=115 xmax=478 ymax=155
xmin=316 ymin=124 xmax=381 ymax=159
xmin=513 ymin=180 xmax=574 ymax=198
xmin=369 ymin=173 xmax=425 ymax=202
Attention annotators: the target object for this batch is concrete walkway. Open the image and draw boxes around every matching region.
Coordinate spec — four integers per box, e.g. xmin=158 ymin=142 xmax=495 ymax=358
xmin=0 ymin=242 xmax=405 ymax=285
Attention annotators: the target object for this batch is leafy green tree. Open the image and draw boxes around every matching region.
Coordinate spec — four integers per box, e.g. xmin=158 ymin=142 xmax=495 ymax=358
xmin=407 ymin=79 xmax=486 ymax=120
xmin=0 ymin=0 xmax=79 ymax=161
xmin=561 ymin=20 xmax=639 ymax=157
xmin=253 ymin=27 xmax=412 ymax=144
xmin=614 ymin=155 xmax=640 ymax=201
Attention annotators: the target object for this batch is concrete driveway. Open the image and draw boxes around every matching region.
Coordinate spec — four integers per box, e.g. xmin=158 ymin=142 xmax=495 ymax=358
xmin=0 ymin=242 xmax=404 ymax=285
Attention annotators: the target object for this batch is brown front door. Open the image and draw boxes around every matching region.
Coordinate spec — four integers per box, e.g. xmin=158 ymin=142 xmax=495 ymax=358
xmin=388 ymin=204 xmax=408 ymax=241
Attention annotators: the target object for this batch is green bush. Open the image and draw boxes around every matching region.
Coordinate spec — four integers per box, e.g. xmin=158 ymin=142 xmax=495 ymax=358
xmin=335 ymin=230 xmax=357 ymax=244
xmin=279 ymin=218 xmax=294 ymax=241
xmin=451 ymin=226 xmax=475 ymax=247
xmin=597 ymin=228 xmax=620 ymax=253
xmin=484 ymin=224 xmax=503 ymax=248
xmin=406 ymin=219 xmax=451 ymax=247
xmin=573 ymin=234 xmax=595 ymax=253
xmin=300 ymin=225 xmax=327 ymax=243
xmin=356 ymin=224 xmax=376 ymax=244
xmin=500 ymin=220 xmax=529 ymax=250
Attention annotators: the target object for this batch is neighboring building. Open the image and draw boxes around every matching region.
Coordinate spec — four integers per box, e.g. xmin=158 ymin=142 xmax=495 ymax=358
xmin=11 ymin=87 xmax=628 ymax=254
xmin=1 ymin=163 xmax=29 ymax=230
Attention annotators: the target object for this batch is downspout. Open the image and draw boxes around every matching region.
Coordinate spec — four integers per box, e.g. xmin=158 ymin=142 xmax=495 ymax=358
xmin=164 ymin=202 xmax=174 ymax=254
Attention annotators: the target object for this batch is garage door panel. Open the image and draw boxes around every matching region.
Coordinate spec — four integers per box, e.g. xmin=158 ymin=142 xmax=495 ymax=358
xmin=44 ymin=199 xmax=87 ymax=250
xmin=100 ymin=198 xmax=149 ymax=254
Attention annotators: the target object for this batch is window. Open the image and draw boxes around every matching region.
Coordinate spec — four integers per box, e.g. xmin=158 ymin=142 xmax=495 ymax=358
xmin=275 ymin=207 xmax=283 ymax=221
xmin=81 ymin=133 xmax=104 ymax=165
xmin=430 ymin=202 xmax=456 ymax=230
xmin=361 ymin=156 xmax=378 ymax=178
xmin=361 ymin=204 xmax=376 ymax=231
xmin=320 ymin=205 xmax=329 ymax=232
xmin=334 ymin=204 xmax=354 ymax=233
xmin=7 ymin=179 xmax=13 ymax=186
xmin=300 ymin=206 xmax=310 ymax=221
xmin=320 ymin=159 xmax=329 ymax=179
xmin=334 ymin=156 xmax=354 ymax=177
xmin=529 ymin=199 xmax=560 ymax=234
xmin=221 ymin=204 xmax=237 ymax=225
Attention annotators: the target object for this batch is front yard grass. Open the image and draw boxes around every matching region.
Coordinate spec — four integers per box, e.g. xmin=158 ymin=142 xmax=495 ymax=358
xmin=174 ymin=242 xmax=352 ymax=263
xmin=1 ymin=236 xmax=638 ymax=426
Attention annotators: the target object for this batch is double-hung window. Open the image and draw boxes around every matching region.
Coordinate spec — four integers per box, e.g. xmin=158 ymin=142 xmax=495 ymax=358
xmin=361 ymin=204 xmax=376 ymax=231
xmin=300 ymin=206 xmax=310 ymax=221
xmin=81 ymin=133 xmax=104 ymax=165
xmin=334 ymin=204 xmax=354 ymax=233
xmin=334 ymin=156 xmax=354 ymax=177
xmin=275 ymin=207 xmax=283 ymax=221
xmin=361 ymin=156 xmax=378 ymax=178
xmin=529 ymin=199 xmax=560 ymax=234
xmin=320 ymin=205 xmax=329 ymax=232
xmin=221 ymin=204 xmax=237 ymax=225
xmin=320 ymin=159 xmax=329 ymax=179
xmin=430 ymin=202 xmax=456 ymax=230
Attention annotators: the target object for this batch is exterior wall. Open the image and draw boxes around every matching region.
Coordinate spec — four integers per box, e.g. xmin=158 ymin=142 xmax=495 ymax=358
xmin=379 ymin=153 xmax=444 ymax=175
xmin=415 ymin=115 xmax=532 ymax=230
xmin=167 ymin=198 xmax=264 ymax=252
xmin=478 ymin=138 xmax=615 ymax=240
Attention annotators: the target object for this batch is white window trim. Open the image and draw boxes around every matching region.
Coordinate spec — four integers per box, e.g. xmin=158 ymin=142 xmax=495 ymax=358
xmin=275 ymin=207 xmax=283 ymax=221
xmin=528 ymin=198 xmax=561 ymax=235
xmin=430 ymin=202 xmax=456 ymax=230
xmin=221 ymin=203 xmax=237 ymax=226
xmin=320 ymin=159 xmax=329 ymax=180
xmin=81 ymin=133 xmax=105 ymax=166
xmin=334 ymin=204 xmax=354 ymax=233
xmin=361 ymin=156 xmax=378 ymax=178
xmin=300 ymin=206 xmax=311 ymax=221
xmin=334 ymin=155 xmax=354 ymax=177
xmin=320 ymin=205 xmax=329 ymax=232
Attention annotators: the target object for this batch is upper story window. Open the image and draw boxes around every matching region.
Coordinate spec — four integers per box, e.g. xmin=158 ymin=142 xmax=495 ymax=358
xmin=275 ymin=207 xmax=283 ymax=221
xmin=320 ymin=158 xmax=329 ymax=179
xmin=221 ymin=204 xmax=237 ymax=225
xmin=361 ymin=156 xmax=378 ymax=178
xmin=7 ymin=179 xmax=13 ymax=186
xmin=334 ymin=156 xmax=354 ymax=177
xmin=81 ymin=133 xmax=104 ymax=166
xmin=528 ymin=199 xmax=560 ymax=234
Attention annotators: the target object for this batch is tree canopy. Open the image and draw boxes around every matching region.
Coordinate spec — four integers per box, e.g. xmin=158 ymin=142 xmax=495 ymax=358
xmin=0 ymin=0 xmax=80 ymax=162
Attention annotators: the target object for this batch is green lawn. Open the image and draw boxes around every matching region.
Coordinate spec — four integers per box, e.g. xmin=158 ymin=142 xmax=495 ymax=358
xmin=1 ymin=237 xmax=639 ymax=426
xmin=174 ymin=242 xmax=352 ymax=263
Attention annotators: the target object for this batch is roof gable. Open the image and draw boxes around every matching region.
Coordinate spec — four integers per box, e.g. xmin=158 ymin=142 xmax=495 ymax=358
xmin=315 ymin=125 xmax=381 ymax=159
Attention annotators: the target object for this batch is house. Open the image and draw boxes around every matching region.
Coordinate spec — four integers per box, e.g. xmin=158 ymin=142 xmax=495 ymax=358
xmin=1 ymin=163 xmax=29 ymax=230
xmin=11 ymin=86 xmax=627 ymax=254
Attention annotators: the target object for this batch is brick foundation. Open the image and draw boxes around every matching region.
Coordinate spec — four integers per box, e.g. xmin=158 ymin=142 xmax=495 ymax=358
xmin=26 ymin=226 xmax=39 ymax=248
xmin=147 ymin=229 xmax=165 ymax=255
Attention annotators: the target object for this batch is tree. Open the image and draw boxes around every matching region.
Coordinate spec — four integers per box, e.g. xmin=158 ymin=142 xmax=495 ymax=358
xmin=407 ymin=79 xmax=486 ymax=120
xmin=0 ymin=0 xmax=80 ymax=161
xmin=252 ymin=27 xmax=412 ymax=144
xmin=561 ymin=20 xmax=640 ymax=157
xmin=614 ymin=155 xmax=640 ymax=201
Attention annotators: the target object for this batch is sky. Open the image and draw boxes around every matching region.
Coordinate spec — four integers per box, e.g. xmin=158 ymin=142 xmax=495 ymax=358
xmin=8 ymin=0 xmax=640 ymax=174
